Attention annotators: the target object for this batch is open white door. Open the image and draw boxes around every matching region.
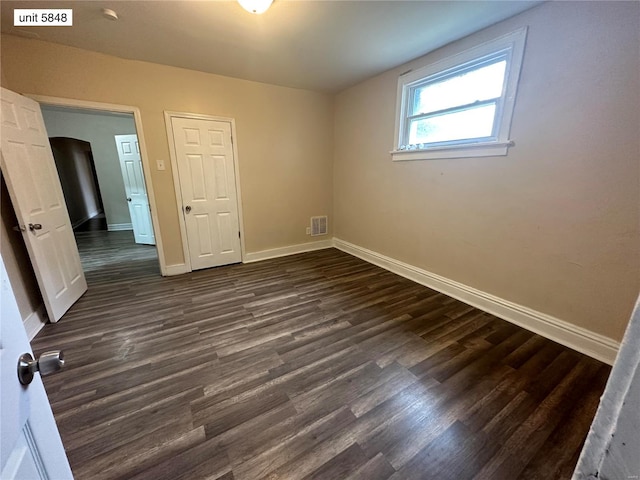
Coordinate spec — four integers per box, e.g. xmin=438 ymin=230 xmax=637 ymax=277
xmin=0 ymin=88 xmax=87 ymax=322
xmin=1 ymin=254 xmax=73 ymax=479
xmin=114 ymin=134 xmax=155 ymax=245
xmin=170 ymin=116 xmax=242 ymax=270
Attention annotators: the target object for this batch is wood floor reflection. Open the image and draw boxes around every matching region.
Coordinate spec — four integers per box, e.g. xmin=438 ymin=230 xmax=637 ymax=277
xmin=32 ymin=231 xmax=610 ymax=480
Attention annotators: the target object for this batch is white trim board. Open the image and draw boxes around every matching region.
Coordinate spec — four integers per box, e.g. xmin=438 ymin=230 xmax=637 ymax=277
xmin=333 ymin=238 xmax=620 ymax=365
xmin=167 ymin=239 xmax=331 ymax=271
xmin=164 ymin=263 xmax=190 ymax=276
xmin=72 ymin=210 xmax=100 ymax=229
xmin=572 ymin=294 xmax=640 ymax=478
xmin=107 ymin=223 xmax=133 ymax=231
xmin=24 ymin=304 xmax=47 ymax=341
xmin=244 ymin=240 xmax=333 ymax=264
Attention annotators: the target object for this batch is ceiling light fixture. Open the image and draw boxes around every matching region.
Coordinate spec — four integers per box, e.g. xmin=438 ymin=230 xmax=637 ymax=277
xmin=238 ymin=0 xmax=273 ymax=15
xmin=101 ymin=8 xmax=119 ymax=21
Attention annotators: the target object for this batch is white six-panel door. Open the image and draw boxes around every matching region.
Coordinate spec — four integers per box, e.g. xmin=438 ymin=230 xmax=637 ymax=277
xmin=0 ymin=87 xmax=87 ymax=322
xmin=170 ymin=117 xmax=241 ymax=270
xmin=114 ymin=134 xmax=156 ymax=245
xmin=1 ymin=254 xmax=73 ymax=480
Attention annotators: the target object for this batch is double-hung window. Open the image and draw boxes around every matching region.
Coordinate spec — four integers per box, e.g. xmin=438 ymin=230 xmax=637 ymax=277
xmin=392 ymin=28 xmax=527 ymax=161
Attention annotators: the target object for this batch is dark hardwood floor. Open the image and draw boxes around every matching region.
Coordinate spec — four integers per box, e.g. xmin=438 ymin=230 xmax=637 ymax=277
xmin=32 ymin=231 xmax=610 ymax=480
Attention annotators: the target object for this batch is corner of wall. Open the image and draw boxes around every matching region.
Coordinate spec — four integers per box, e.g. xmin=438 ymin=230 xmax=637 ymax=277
xmin=333 ymin=237 xmax=620 ymax=365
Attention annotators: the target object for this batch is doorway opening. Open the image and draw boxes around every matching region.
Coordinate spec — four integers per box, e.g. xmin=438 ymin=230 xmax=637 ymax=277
xmin=39 ymin=104 xmax=160 ymax=276
xmin=49 ymin=137 xmax=106 ymax=232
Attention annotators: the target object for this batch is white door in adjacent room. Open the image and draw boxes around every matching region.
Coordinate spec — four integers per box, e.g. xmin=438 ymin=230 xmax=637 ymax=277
xmin=114 ymin=134 xmax=155 ymax=245
xmin=0 ymin=87 xmax=87 ymax=322
xmin=170 ymin=116 xmax=242 ymax=270
xmin=1 ymin=254 xmax=73 ymax=480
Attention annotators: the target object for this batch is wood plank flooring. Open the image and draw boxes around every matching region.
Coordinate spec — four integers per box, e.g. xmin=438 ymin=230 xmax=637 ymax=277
xmin=32 ymin=231 xmax=610 ymax=480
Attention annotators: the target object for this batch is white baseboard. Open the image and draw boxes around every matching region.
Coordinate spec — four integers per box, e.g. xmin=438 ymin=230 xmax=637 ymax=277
xmin=164 ymin=263 xmax=189 ymax=276
xmin=24 ymin=304 xmax=47 ymax=341
xmin=163 ymin=240 xmax=333 ymax=275
xmin=107 ymin=223 xmax=133 ymax=231
xmin=333 ymin=238 xmax=620 ymax=365
xmin=72 ymin=210 xmax=101 ymax=229
xmin=244 ymin=239 xmax=333 ymax=264
xmin=72 ymin=215 xmax=91 ymax=229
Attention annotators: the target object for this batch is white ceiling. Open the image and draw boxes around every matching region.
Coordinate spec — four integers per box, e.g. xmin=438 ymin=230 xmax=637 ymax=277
xmin=1 ymin=1 xmax=542 ymax=92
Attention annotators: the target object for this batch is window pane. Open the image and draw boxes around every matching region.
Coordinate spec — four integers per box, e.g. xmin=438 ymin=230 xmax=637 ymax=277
xmin=412 ymin=60 xmax=506 ymax=115
xmin=408 ymin=104 xmax=496 ymax=145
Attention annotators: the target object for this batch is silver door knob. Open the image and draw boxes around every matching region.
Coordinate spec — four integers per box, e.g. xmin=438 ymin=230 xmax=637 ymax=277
xmin=18 ymin=351 xmax=65 ymax=385
xmin=185 ymin=205 xmax=191 ymax=213
xmin=28 ymin=223 xmax=42 ymax=231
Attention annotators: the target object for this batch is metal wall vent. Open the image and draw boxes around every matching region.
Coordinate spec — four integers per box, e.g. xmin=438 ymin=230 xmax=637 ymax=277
xmin=310 ymin=216 xmax=328 ymax=236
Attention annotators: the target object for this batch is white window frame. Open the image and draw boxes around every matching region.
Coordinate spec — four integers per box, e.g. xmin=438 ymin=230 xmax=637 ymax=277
xmin=392 ymin=27 xmax=527 ymax=161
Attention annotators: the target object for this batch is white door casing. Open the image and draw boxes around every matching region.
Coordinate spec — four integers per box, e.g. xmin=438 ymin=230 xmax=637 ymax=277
xmin=0 ymin=87 xmax=87 ymax=322
xmin=26 ymin=94 xmax=168 ymax=276
xmin=114 ymin=134 xmax=156 ymax=245
xmin=1 ymin=254 xmax=73 ymax=479
xmin=170 ymin=116 xmax=242 ymax=270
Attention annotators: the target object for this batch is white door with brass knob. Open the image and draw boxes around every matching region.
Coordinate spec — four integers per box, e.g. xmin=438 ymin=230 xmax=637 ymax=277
xmin=1 ymin=254 xmax=72 ymax=479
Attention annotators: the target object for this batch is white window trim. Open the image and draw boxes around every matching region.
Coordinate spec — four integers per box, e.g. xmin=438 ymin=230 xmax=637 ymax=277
xmin=392 ymin=27 xmax=527 ymax=161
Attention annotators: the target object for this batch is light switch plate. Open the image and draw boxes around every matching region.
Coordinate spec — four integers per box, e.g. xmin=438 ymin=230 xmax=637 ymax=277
xmin=156 ymin=159 xmax=165 ymax=171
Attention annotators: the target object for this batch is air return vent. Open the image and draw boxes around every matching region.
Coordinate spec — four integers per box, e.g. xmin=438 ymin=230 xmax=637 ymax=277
xmin=310 ymin=216 xmax=328 ymax=236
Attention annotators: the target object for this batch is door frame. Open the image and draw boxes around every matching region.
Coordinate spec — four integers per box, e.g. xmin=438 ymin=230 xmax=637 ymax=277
xmin=164 ymin=111 xmax=246 ymax=272
xmin=26 ymin=94 xmax=168 ymax=276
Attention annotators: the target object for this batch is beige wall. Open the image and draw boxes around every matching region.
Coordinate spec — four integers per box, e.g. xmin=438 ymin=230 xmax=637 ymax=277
xmin=2 ymin=2 xmax=638 ymax=346
xmin=334 ymin=1 xmax=640 ymax=341
xmin=1 ymin=35 xmax=334 ymax=269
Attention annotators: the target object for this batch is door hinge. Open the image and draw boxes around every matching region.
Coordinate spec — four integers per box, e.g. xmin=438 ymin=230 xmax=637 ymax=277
xmin=238 ymin=231 xmax=241 ymax=239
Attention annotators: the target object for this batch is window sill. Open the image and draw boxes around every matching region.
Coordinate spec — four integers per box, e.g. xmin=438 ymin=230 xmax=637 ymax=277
xmin=390 ymin=140 xmax=514 ymax=161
